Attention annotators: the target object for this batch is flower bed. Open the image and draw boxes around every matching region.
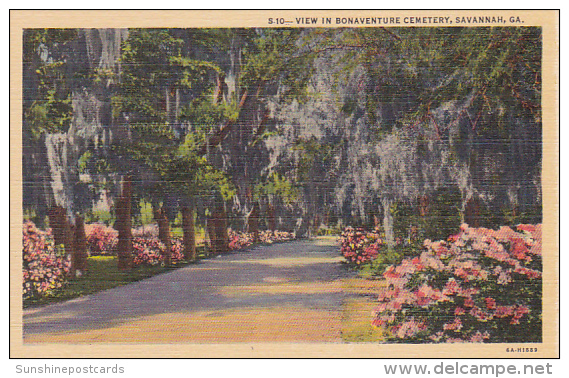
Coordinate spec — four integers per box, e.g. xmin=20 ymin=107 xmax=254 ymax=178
xmin=170 ymin=237 xmax=185 ymax=262
xmin=85 ymin=223 xmax=118 ymax=256
xmin=22 ymin=221 xmax=71 ymax=299
xmin=259 ymin=230 xmax=296 ymax=244
xmin=132 ymin=237 xmax=165 ymax=266
xmin=132 ymin=237 xmax=185 ymax=267
xmin=339 ymin=227 xmax=384 ymax=265
xmin=372 ymin=224 xmax=542 ymax=343
xmin=228 ymin=229 xmax=296 ymax=251
xmin=228 ymin=230 xmax=254 ymax=250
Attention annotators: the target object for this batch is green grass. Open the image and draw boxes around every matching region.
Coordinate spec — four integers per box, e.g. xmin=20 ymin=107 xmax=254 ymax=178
xmin=138 ymin=200 xmax=154 ymax=225
xmin=341 ymin=298 xmax=386 ymax=342
xmin=170 ymin=226 xmax=206 ymax=240
xmin=86 ymin=209 xmax=114 ymax=225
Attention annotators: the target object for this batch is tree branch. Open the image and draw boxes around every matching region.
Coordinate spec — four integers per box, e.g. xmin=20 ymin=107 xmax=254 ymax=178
xmin=197 ymin=89 xmax=249 ymax=156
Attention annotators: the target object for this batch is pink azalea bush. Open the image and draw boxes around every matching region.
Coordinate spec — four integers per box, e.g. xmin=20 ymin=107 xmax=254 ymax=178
xmin=132 ymin=237 xmax=185 ymax=267
xmin=22 ymin=221 xmax=71 ymax=299
xmin=373 ymin=224 xmax=542 ymax=343
xmin=85 ymin=223 xmax=118 ymax=256
xmin=132 ymin=237 xmax=164 ymax=266
xmin=228 ymin=229 xmax=296 ymax=251
xmin=170 ymin=237 xmax=185 ymax=262
xmin=339 ymin=227 xmax=385 ymax=265
xmin=259 ymin=230 xmax=296 ymax=244
xmin=228 ymin=230 xmax=254 ymax=250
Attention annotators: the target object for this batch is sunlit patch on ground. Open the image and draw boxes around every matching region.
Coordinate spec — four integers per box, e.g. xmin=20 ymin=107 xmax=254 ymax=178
xmin=24 ymin=306 xmax=343 ymax=343
xmin=228 ymin=256 xmax=344 ymax=267
xmin=311 ymin=236 xmax=339 ymax=246
xmin=261 ymin=276 xmax=290 ymax=283
xmin=219 ymin=281 xmax=343 ymax=296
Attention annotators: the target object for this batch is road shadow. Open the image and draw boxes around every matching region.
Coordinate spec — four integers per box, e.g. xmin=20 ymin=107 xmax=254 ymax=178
xmin=23 ymin=238 xmax=356 ymax=340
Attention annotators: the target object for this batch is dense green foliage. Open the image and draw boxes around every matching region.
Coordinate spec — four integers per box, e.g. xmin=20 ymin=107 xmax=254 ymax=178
xmin=23 ymin=26 xmax=542 ymax=240
xmin=109 ymin=29 xmax=239 ymax=209
xmin=23 ymin=29 xmax=77 ymax=138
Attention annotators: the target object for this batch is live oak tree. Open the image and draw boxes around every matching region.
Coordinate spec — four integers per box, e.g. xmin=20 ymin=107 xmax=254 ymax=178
xmin=297 ymin=27 xmax=542 ymax=244
xmin=112 ymin=28 xmax=238 ymax=261
xmin=23 ymin=29 xmax=89 ymax=272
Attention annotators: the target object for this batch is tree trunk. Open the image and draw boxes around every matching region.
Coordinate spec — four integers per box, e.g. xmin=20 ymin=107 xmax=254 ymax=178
xmin=182 ymin=206 xmax=196 ymax=261
xmin=373 ymin=215 xmax=381 ymax=230
xmin=215 ymin=73 xmax=227 ymax=104
xmin=47 ymin=206 xmax=73 ymax=250
xmin=464 ymin=197 xmax=480 ymax=227
xmin=267 ymin=203 xmax=276 ymax=231
xmin=206 ymin=216 xmax=218 ymax=254
xmin=312 ymin=214 xmax=320 ymax=235
xmin=465 ymin=197 xmax=481 ymax=228
xmin=198 ymin=90 xmax=249 ymax=155
xmin=73 ymin=215 xmax=88 ymax=276
xmin=381 ymin=198 xmax=395 ymax=248
xmin=47 ymin=206 xmax=75 ymax=275
xmin=116 ymin=177 xmax=133 ymax=271
xmin=418 ymin=194 xmax=430 ymax=217
xmin=47 ymin=206 xmax=65 ymax=247
xmin=154 ymin=207 xmax=171 ymax=265
xmin=214 ymin=207 xmax=229 ymax=254
xmin=248 ymin=203 xmax=260 ymax=243
xmin=207 ymin=208 xmax=228 ymax=255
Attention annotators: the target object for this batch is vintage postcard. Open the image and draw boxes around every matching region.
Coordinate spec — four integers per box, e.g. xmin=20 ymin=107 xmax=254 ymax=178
xmin=10 ymin=10 xmax=559 ymax=358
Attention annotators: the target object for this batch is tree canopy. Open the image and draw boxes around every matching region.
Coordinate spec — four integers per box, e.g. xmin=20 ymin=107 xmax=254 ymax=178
xmin=22 ymin=26 xmax=542 ymax=239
